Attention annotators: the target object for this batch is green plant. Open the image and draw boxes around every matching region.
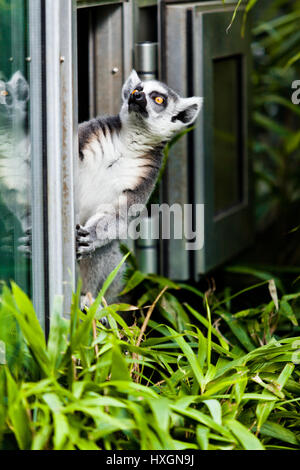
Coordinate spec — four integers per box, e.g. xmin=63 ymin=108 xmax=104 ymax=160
xmin=224 ymin=1 xmax=300 ymax=235
xmin=0 ymin=257 xmax=299 ymax=450
xmin=251 ymin=1 xmax=300 ymax=233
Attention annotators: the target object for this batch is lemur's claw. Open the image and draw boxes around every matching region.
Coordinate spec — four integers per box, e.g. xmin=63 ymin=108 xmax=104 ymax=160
xmin=18 ymin=226 xmax=32 ymax=258
xmin=76 ymin=224 xmax=94 ymax=260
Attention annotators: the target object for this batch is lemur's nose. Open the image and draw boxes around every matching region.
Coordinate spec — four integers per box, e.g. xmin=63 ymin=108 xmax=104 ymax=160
xmin=128 ymin=89 xmax=147 ymax=110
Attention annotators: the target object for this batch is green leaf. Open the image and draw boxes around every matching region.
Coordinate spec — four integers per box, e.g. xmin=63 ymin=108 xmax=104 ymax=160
xmin=259 ymin=421 xmax=299 ymax=446
xmin=120 ymin=270 xmax=146 ymax=295
xmin=63 ymin=396 xmax=127 ymax=412
xmin=285 ymin=50 xmax=300 ymax=69
xmin=203 ymin=400 xmax=222 ymax=426
xmin=42 ymin=393 xmax=63 ymax=413
xmin=220 ymin=312 xmax=256 ymax=352
xmin=254 ymin=112 xmax=292 ymax=137
xmin=76 ymin=438 xmax=100 ymax=450
xmin=31 ymin=425 xmax=52 ymax=450
xmin=47 ymin=295 xmax=69 ymax=375
xmin=234 ymin=372 xmax=248 ymax=404
xmin=53 ymin=413 xmax=69 ymax=449
xmin=72 ymin=254 xmax=130 ymax=351
xmin=0 ymin=287 xmax=24 ymax=372
xmin=205 ymin=296 xmax=212 ymax=367
xmin=146 ymin=274 xmax=179 ymax=290
xmin=171 ymin=405 xmax=234 ymax=441
xmin=100 ymin=253 xmax=130 ymax=300
xmin=185 ymin=304 xmax=229 ymax=351
xmin=5 ymin=368 xmax=32 ymax=450
xmin=225 ymin=419 xmax=265 ymax=450
xmin=167 ymin=327 xmax=205 ymax=393
xmin=224 ymin=266 xmax=284 ymax=293
xmin=256 ymin=363 xmax=295 ymax=430
xmin=226 ymin=0 xmax=243 ymax=33
xmin=149 ymin=397 xmax=170 ymax=433
xmin=159 ymin=292 xmax=190 ymax=332
xmin=280 ymin=300 xmax=298 ymax=326
xmin=196 ymin=425 xmax=209 ymax=450
xmin=110 ymin=342 xmax=130 ymax=382
xmin=5 ymin=284 xmax=50 ymax=376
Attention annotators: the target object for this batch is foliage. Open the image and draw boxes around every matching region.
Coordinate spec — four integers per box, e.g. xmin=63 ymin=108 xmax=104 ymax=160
xmin=222 ymin=0 xmax=300 ymax=234
xmin=0 ymin=257 xmax=300 ymax=450
xmin=251 ymin=0 xmax=300 ymax=232
xmin=225 ymin=0 xmax=300 ymax=231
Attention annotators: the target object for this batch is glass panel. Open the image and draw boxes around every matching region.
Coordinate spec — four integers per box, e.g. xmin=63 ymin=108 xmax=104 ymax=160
xmin=0 ymin=0 xmax=32 ymax=294
xmin=213 ymin=55 xmax=243 ymax=216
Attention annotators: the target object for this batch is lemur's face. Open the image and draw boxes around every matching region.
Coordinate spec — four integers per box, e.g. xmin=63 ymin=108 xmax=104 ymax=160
xmin=120 ymin=70 xmax=202 ymax=140
xmin=0 ymin=71 xmax=29 ymax=125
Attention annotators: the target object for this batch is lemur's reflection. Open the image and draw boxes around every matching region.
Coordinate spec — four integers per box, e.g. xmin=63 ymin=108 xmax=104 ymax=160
xmin=0 ymin=71 xmax=31 ymax=256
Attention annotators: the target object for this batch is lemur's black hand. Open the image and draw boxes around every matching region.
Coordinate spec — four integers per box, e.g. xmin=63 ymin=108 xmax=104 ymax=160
xmin=18 ymin=227 xmax=32 ymax=258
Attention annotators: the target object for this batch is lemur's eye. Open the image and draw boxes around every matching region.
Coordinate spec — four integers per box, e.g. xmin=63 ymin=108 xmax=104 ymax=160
xmin=0 ymin=90 xmax=9 ymax=97
xmin=155 ymin=96 xmax=164 ymax=105
xmin=131 ymin=89 xmax=139 ymax=95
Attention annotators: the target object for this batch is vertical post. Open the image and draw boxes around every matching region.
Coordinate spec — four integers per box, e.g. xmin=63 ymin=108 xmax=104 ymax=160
xmin=29 ymin=0 xmax=46 ymax=329
xmin=59 ymin=0 xmax=78 ymax=316
xmin=45 ymin=0 xmax=77 ymax=318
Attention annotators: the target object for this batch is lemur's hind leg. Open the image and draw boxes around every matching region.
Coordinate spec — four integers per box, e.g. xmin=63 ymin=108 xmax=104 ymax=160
xmin=79 ymin=240 xmax=126 ymax=304
xmin=76 ymin=208 xmax=128 ymax=304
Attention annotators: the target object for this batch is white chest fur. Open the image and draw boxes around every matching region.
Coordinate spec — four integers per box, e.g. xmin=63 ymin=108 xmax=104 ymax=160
xmin=76 ymin=127 xmax=154 ymax=225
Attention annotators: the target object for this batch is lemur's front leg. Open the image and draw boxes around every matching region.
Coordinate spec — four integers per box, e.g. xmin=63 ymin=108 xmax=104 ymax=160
xmin=76 ymin=210 xmax=128 ymax=260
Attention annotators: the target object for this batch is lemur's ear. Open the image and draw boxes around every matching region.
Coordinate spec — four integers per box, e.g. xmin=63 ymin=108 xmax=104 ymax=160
xmin=172 ymin=97 xmax=203 ymax=126
xmin=122 ymin=69 xmax=141 ymax=102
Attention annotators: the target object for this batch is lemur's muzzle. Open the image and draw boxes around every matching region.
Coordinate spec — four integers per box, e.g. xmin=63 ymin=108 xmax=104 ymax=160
xmin=128 ymin=90 xmax=148 ymax=117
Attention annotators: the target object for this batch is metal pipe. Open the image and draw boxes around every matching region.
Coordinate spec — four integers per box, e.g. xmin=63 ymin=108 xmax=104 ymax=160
xmin=134 ymin=41 xmax=159 ymax=274
xmin=29 ymin=0 xmax=46 ymax=328
xmin=134 ymin=41 xmax=158 ymax=81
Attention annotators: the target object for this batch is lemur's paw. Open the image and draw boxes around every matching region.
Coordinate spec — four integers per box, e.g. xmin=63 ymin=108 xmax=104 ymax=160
xmin=18 ymin=227 xmax=32 ymax=258
xmin=76 ymin=224 xmax=94 ymax=260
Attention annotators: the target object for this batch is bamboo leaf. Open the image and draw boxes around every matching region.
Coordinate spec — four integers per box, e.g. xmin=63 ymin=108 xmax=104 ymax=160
xmin=203 ymin=399 xmax=222 ymax=426
xmin=259 ymin=421 xmax=299 ymax=446
xmin=225 ymin=419 xmax=265 ymax=450
xmin=167 ymin=327 xmax=205 ymax=392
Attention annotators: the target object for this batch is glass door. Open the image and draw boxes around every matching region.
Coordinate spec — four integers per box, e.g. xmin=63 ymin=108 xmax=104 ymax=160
xmin=0 ymin=0 xmax=32 ymax=295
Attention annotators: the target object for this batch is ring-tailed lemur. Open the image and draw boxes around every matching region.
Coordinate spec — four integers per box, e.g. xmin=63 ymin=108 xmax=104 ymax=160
xmin=0 ymin=71 xmax=31 ymax=251
xmin=77 ymin=70 xmax=202 ymax=306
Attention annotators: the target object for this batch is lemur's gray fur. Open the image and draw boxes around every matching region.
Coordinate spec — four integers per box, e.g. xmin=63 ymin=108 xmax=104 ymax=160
xmin=76 ymin=70 xmax=202 ymax=306
xmin=0 ymin=71 xmax=31 ymax=245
